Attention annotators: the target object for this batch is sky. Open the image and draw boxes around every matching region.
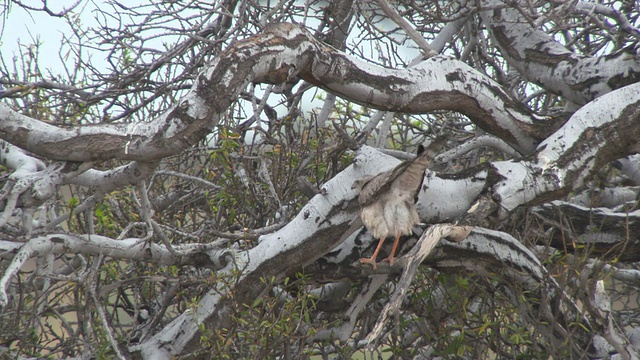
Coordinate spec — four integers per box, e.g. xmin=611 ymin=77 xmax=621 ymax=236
xmin=0 ymin=0 xmax=304 ymax=144
xmin=0 ymin=1 xmax=101 ymax=77
xmin=0 ymin=0 xmax=421 ymax=78
xmin=0 ymin=0 xmax=420 ymax=141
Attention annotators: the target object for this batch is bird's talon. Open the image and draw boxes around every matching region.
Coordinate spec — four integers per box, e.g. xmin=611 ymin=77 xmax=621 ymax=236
xmin=381 ymin=257 xmax=395 ymax=266
xmin=360 ymin=257 xmax=378 ymax=270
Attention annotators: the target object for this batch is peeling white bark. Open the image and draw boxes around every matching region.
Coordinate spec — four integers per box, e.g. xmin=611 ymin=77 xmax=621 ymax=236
xmin=0 ymin=23 xmax=543 ymax=160
xmin=480 ymin=0 xmax=640 ymax=105
xmin=493 ymin=83 xmax=640 ymax=211
xmin=0 ymin=18 xmax=639 ymax=358
xmin=617 ymin=155 xmax=640 ymax=185
xmin=0 ymin=140 xmax=46 ymax=175
xmin=0 ymin=235 xmax=171 ymax=305
xmin=589 ymin=280 xmax=640 ymax=360
xmin=132 ymin=145 xmax=391 ymax=356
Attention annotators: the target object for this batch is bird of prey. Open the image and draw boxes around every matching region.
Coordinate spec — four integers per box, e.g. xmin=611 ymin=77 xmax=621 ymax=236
xmin=356 ymin=137 xmax=447 ymax=269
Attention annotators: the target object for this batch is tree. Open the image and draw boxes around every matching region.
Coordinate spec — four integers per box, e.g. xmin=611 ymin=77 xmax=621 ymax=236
xmin=1 ymin=0 xmax=639 ymax=358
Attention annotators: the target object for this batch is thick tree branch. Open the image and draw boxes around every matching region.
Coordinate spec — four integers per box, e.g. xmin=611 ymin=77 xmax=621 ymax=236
xmin=490 ymin=83 xmax=640 ymax=212
xmin=0 ymin=234 xmax=232 ymax=306
xmin=3 ymin=2 xmax=640 ymax=359
xmin=480 ymin=0 xmax=640 ymax=105
xmin=1 ymin=23 xmax=546 ymax=159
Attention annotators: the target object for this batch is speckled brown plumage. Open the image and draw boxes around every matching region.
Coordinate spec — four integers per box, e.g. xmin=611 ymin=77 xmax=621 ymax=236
xmin=357 ymin=137 xmax=447 ymax=269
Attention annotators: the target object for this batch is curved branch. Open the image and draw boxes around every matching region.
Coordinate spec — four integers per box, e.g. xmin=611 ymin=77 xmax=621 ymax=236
xmin=480 ymin=0 xmax=640 ymax=105
xmin=490 ymin=83 xmax=640 ymax=212
xmin=1 ymin=23 xmax=544 ymax=159
xmin=0 ymin=234 xmax=230 ymax=306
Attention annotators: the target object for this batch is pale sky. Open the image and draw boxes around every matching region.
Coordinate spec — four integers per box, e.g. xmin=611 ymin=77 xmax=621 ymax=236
xmin=1 ymin=1 xmax=102 ymax=77
xmin=1 ymin=1 xmax=421 ymax=78
xmin=0 ymin=0 xmax=420 ymax=138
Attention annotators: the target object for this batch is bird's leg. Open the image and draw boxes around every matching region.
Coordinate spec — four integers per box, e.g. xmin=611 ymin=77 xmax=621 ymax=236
xmin=360 ymin=237 xmax=386 ymax=270
xmin=382 ymin=232 xmax=402 ymax=266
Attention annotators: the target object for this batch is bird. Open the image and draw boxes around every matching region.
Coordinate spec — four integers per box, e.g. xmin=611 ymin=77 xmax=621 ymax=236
xmin=355 ymin=137 xmax=447 ymax=269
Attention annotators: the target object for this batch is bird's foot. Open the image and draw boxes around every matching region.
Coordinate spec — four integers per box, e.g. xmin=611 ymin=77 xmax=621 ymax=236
xmin=381 ymin=256 xmax=396 ymax=266
xmin=359 ymin=257 xmax=378 ymax=270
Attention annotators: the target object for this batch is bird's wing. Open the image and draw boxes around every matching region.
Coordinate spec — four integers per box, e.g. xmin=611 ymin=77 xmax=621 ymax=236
xmin=393 ymin=136 xmax=447 ymax=191
xmin=358 ymin=136 xmax=447 ymax=206
xmin=357 ymin=161 xmax=411 ymax=206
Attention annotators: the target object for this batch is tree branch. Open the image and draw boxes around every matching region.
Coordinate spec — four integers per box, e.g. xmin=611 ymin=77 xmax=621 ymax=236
xmin=0 ymin=23 xmax=545 ymax=159
xmin=480 ymin=0 xmax=640 ymax=105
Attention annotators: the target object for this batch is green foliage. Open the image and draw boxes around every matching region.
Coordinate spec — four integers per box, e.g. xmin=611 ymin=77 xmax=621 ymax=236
xmin=367 ymin=269 xmax=558 ymax=358
xmin=200 ymin=273 xmax=318 ymax=359
xmin=94 ymin=202 xmax=119 ymax=237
